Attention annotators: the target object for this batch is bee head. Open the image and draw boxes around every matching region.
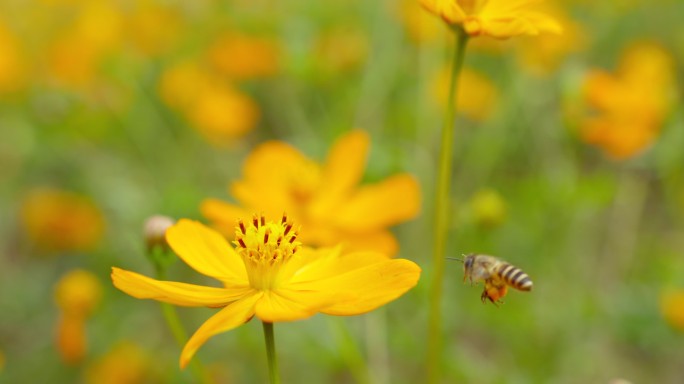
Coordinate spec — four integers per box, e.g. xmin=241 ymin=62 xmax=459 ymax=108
xmin=463 ymin=254 xmax=475 ymax=270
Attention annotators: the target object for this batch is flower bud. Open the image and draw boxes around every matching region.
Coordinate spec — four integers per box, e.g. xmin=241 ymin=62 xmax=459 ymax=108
xmin=143 ymin=215 xmax=175 ymax=251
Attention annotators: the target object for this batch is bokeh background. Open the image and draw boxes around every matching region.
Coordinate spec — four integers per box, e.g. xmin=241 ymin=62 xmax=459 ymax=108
xmin=1 ymin=0 xmax=684 ymax=382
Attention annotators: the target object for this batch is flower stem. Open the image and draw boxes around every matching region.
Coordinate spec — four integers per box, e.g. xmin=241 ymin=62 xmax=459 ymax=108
xmin=427 ymin=27 xmax=469 ymax=384
xmin=156 ymin=269 xmax=212 ymax=384
xmin=262 ymin=321 xmax=280 ymax=384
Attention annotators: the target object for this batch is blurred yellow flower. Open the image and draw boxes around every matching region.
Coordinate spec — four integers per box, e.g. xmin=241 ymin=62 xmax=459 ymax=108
xmin=85 ymin=342 xmax=155 ymax=384
xmin=201 ymin=130 xmax=421 ymax=255
xmin=660 ymin=289 xmax=684 ymax=332
xmin=21 ymin=188 xmax=105 ymax=252
xmin=45 ymin=2 xmax=123 ymax=90
xmin=208 ymin=33 xmax=280 ymax=80
xmin=432 ymin=67 xmax=498 ymax=121
xmin=420 ymin=0 xmax=562 ymax=38
xmin=188 ymin=84 xmax=260 ymax=145
xmin=580 ymin=42 xmax=675 ymax=159
xmin=469 ymin=188 xmax=507 ymax=227
xmin=399 ymin=0 xmax=446 ymax=43
xmin=0 ymin=22 xmax=25 ymax=94
xmin=55 ymin=269 xmax=103 ymax=316
xmin=514 ymin=5 xmax=585 ymax=75
xmin=112 ymin=216 xmax=421 ymax=368
xmin=158 ymin=60 xmax=260 ymax=145
xmin=126 ymin=1 xmax=182 ymax=56
xmin=54 ymin=269 xmax=102 ymax=365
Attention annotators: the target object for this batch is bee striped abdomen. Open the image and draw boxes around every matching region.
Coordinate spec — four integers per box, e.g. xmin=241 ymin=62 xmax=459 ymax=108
xmin=498 ymin=263 xmax=533 ymax=291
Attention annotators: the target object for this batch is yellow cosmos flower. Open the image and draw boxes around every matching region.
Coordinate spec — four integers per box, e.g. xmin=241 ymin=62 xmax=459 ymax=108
xmin=21 ymin=188 xmax=105 ymax=252
xmin=208 ymin=33 xmax=280 ymax=80
xmin=580 ymin=42 xmax=675 ymax=159
xmin=158 ymin=60 xmax=260 ymax=145
xmin=660 ymin=289 xmax=684 ymax=332
xmin=54 ymin=269 xmax=102 ymax=365
xmin=112 ymin=216 xmax=420 ymax=368
xmin=0 ymin=22 xmax=25 ymax=95
xmin=420 ymin=0 xmax=562 ymax=38
xmin=85 ymin=342 xmax=155 ymax=384
xmin=201 ymin=130 xmax=421 ymax=255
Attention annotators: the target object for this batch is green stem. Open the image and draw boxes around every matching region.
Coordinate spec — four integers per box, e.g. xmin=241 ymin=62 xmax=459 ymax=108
xmin=156 ymin=270 xmax=213 ymax=384
xmin=262 ymin=321 xmax=280 ymax=384
xmin=427 ymin=28 xmax=469 ymax=384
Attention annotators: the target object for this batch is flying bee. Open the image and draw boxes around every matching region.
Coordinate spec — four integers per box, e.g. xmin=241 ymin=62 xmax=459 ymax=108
xmin=450 ymin=253 xmax=533 ymax=305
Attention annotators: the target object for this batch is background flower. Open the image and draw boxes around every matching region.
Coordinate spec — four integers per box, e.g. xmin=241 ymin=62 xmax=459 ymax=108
xmin=202 ymin=130 xmax=421 ymax=256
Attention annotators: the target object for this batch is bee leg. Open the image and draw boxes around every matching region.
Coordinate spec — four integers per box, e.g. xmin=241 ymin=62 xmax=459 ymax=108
xmin=480 ymin=288 xmax=498 ymax=306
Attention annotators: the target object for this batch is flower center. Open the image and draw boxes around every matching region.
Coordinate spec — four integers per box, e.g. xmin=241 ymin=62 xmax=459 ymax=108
xmin=234 ymin=213 xmax=301 ymax=290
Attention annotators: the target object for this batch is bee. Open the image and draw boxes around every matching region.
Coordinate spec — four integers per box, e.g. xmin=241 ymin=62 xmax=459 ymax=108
xmin=454 ymin=253 xmax=533 ymax=305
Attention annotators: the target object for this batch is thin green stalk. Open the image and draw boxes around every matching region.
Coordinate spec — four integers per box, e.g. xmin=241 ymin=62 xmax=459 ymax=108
xmin=262 ymin=321 xmax=280 ymax=384
xmin=156 ymin=269 xmax=212 ymax=384
xmin=328 ymin=318 xmax=371 ymax=384
xmin=427 ymin=28 xmax=469 ymax=384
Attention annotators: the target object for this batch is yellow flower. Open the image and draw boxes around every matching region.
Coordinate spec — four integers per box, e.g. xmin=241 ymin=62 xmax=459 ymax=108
xmin=158 ymin=60 xmax=260 ymax=145
xmin=54 ymin=269 xmax=102 ymax=365
xmin=208 ymin=33 xmax=280 ymax=80
xmin=45 ymin=2 xmax=123 ymax=90
xmin=55 ymin=269 xmax=103 ymax=316
xmin=85 ymin=342 xmax=155 ymax=384
xmin=21 ymin=188 xmax=105 ymax=252
xmin=420 ymin=0 xmax=562 ymax=38
xmin=125 ymin=1 xmax=182 ymax=56
xmin=580 ymin=42 xmax=675 ymax=159
xmin=201 ymin=130 xmax=421 ymax=255
xmin=0 ymin=22 xmax=25 ymax=94
xmin=660 ymin=289 xmax=684 ymax=332
xmin=112 ymin=216 xmax=421 ymax=368
xmin=187 ymin=84 xmax=260 ymax=145
xmin=398 ymin=0 xmax=447 ymax=44
xmin=513 ymin=5 xmax=585 ymax=75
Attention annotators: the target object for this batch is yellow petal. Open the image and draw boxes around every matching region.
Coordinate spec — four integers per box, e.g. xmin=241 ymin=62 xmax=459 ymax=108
xmin=111 ymin=267 xmax=252 ymax=307
xmin=420 ymin=0 xmax=467 ymax=24
xmin=474 ymin=0 xmax=562 ymax=38
xmin=200 ymin=198 xmax=252 ymax=235
xmin=331 ymin=174 xmax=421 ymax=232
xmin=230 ymin=141 xmax=315 ymax=213
xmin=166 ymin=219 xmax=248 ymax=284
xmin=287 ymin=250 xmax=389 ymax=286
xmin=318 ymin=259 xmax=421 ymax=315
xmin=309 ymin=130 xmax=369 ymax=218
xmin=180 ymin=292 xmax=262 ymax=369
xmin=254 ymin=290 xmax=334 ymax=322
xmin=337 ymin=230 xmax=400 ymax=256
